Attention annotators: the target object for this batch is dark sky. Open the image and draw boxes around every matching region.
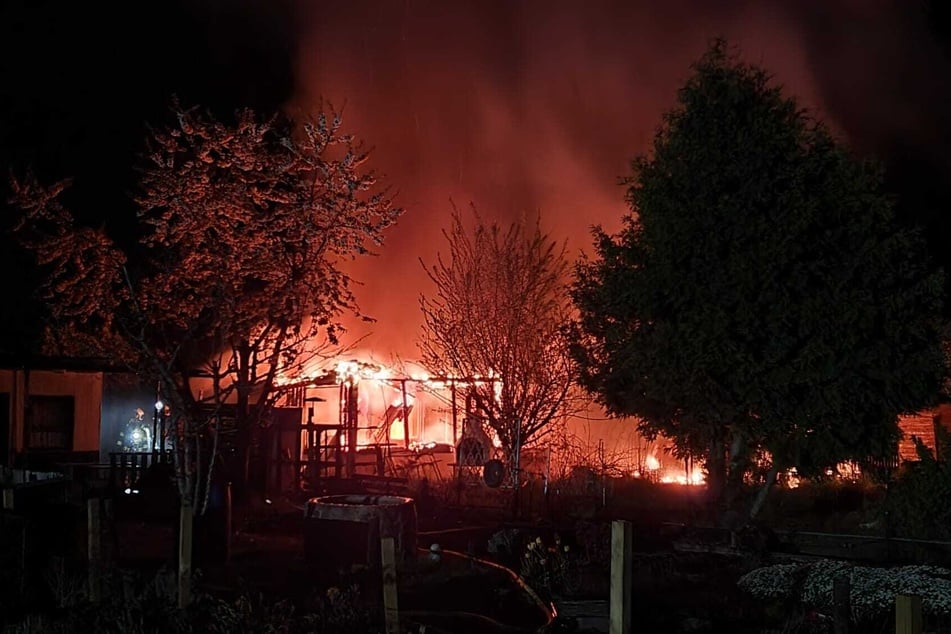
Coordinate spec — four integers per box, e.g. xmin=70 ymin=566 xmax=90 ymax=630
xmin=2 ymin=0 xmax=950 ymax=360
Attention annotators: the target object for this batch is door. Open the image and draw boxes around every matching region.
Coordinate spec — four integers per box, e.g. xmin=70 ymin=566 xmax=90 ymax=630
xmin=0 ymin=393 xmax=9 ymax=466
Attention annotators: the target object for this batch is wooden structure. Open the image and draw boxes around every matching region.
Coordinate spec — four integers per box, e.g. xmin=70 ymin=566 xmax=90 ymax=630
xmin=108 ymin=450 xmax=172 ymax=492
xmin=897 ymin=404 xmax=951 ymax=462
xmin=0 ymin=359 xmax=108 ymax=471
xmin=833 ymin=575 xmax=850 ymax=634
xmin=276 ymin=367 xmax=439 ymax=488
xmin=610 ymin=519 xmax=633 ymax=634
xmin=267 ymin=364 xmax=517 ymax=494
xmin=264 ymin=407 xmax=304 ymax=494
xmin=281 ymin=372 xmax=389 ymax=483
xmin=381 ymin=536 xmax=400 ymax=634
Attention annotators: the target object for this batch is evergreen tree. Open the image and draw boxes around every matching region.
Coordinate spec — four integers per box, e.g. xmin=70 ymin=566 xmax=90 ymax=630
xmin=570 ymin=41 xmax=945 ymax=518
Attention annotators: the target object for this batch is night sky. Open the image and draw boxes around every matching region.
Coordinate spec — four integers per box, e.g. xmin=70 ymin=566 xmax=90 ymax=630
xmin=2 ymin=0 xmax=951 ymax=360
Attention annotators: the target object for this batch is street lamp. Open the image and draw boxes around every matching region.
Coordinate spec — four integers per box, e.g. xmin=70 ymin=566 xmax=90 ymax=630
xmin=153 ymin=399 xmax=163 ymax=454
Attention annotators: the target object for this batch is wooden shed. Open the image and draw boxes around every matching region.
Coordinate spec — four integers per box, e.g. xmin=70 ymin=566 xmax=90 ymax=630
xmin=897 ymin=403 xmax=951 ymax=462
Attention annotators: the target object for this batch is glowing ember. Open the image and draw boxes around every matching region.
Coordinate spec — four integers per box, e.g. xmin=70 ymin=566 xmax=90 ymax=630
xmin=645 ymin=454 xmax=661 ymax=471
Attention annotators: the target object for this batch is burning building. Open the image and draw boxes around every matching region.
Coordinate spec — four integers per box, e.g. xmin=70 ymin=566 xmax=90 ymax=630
xmin=270 ymin=359 xmax=505 ymax=489
xmin=262 ymin=356 xmax=707 ymax=493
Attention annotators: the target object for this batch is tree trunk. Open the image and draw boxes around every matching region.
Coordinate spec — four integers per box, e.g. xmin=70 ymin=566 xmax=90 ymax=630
xmin=748 ymin=464 xmax=779 ymax=520
xmin=510 ymin=420 xmax=522 ymax=519
xmin=724 ymin=432 xmax=747 ymax=506
xmin=231 ymin=420 xmax=251 ymax=500
xmin=705 ymin=439 xmax=727 ymax=511
xmin=234 ymin=343 xmax=253 ymax=501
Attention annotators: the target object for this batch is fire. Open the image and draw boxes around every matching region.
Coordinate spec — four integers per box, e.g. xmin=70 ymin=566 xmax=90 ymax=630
xmin=639 ymin=453 xmax=704 ymax=485
xmin=784 ymin=467 xmax=801 ymax=489
xmin=280 ymin=354 xmax=713 ymax=489
xmin=389 ymin=421 xmax=405 ymax=441
xmin=335 ymin=360 xmax=391 ymax=383
xmin=684 ymin=465 xmax=704 ymax=486
xmin=392 ymin=394 xmax=414 ymax=408
xmin=658 ymin=468 xmax=704 ymax=486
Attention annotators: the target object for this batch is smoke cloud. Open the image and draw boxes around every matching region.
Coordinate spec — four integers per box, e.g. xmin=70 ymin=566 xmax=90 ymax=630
xmin=5 ymin=1 xmax=948 ymax=361
xmin=287 ymin=0 xmax=879 ymax=359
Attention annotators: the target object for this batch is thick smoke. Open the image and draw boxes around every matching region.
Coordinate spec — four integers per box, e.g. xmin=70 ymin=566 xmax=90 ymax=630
xmin=791 ymin=1 xmax=951 ymax=284
xmin=4 ymin=1 xmax=947 ymax=361
xmin=288 ymin=1 xmax=951 ymax=360
xmin=288 ymin=0 xmax=831 ymax=359
xmin=793 ymin=0 xmax=951 ymax=162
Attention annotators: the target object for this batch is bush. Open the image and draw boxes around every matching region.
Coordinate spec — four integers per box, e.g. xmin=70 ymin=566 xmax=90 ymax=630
xmin=757 ymin=478 xmax=883 ymax=533
xmin=738 ymin=559 xmax=951 ymax=628
xmin=886 ymin=432 xmax=951 ymax=540
xmin=3 ymin=569 xmax=383 ymax=634
xmin=519 ymin=534 xmax=581 ymax=599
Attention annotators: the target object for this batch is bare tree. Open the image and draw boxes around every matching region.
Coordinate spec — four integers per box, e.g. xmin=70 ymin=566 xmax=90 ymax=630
xmin=419 ymin=206 xmax=579 ymax=489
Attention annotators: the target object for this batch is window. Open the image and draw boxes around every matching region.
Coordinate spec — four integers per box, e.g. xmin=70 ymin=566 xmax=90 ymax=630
xmin=26 ymin=395 xmax=74 ymax=451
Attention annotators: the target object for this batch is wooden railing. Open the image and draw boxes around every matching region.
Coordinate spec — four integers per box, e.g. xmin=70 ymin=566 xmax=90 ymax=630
xmin=108 ymin=451 xmax=172 ymax=491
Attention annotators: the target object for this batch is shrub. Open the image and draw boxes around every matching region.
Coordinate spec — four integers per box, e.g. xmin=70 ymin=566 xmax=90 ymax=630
xmin=520 ymin=534 xmax=580 ymax=598
xmin=886 ymin=432 xmax=951 ymax=540
xmin=738 ymin=559 xmax=951 ymax=625
xmin=4 ymin=569 xmax=383 ymax=634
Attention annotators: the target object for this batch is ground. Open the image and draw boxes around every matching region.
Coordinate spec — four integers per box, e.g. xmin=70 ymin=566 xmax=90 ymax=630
xmin=0 ymin=474 xmax=910 ymax=633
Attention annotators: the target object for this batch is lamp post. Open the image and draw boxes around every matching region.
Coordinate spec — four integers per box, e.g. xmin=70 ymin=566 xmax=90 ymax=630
xmin=160 ymin=404 xmax=169 ymax=460
xmin=153 ymin=399 xmax=163 ymax=455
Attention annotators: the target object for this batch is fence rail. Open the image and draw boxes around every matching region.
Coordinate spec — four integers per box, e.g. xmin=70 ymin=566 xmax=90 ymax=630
xmin=108 ymin=451 xmax=172 ymax=492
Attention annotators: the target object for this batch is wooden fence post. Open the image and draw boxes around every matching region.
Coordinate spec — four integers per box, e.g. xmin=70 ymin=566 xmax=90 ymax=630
xmin=895 ymin=594 xmax=922 ymax=634
xmin=87 ymin=498 xmax=101 ymax=602
xmin=610 ymin=520 xmax=633 ymax=634
xmin=178 ymin=504 xmax=193 ymax=609
xmin=833 ymin=574 xmax=850 ymax=634
xmin=381 ymin=536 xmax=399 ymax=634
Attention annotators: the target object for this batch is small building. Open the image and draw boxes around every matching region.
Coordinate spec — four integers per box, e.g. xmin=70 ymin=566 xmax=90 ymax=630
xmin=0 ymin=358 xmax=104 ymax=471
xmin=897 ymin=403 xmax=951 ymax=463
xmin=0 ymin=356 xmax=155 ymax=473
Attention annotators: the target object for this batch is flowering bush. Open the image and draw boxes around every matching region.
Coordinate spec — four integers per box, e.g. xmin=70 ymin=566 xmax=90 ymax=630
xmin=798 ymin=560 xmax=851 ymax=609
xmin=736 ymin=563 xmax=803 ymax=601
xmin=520 ymin=534 xmax=580 ymax=597
xmin=738 ymin=559 xmax=951 ymax=623
xmin=308 ymin=585 xmax=376 ymax=633
xmin=886 ymin=434 xmax=951 ymax=540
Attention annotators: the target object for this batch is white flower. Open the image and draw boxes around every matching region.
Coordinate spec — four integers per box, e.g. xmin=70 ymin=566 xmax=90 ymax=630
xmin=737 ymin=563 xmax=803 ymax=600
xmin=738 ymin=559 xmax=951 ymax=622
